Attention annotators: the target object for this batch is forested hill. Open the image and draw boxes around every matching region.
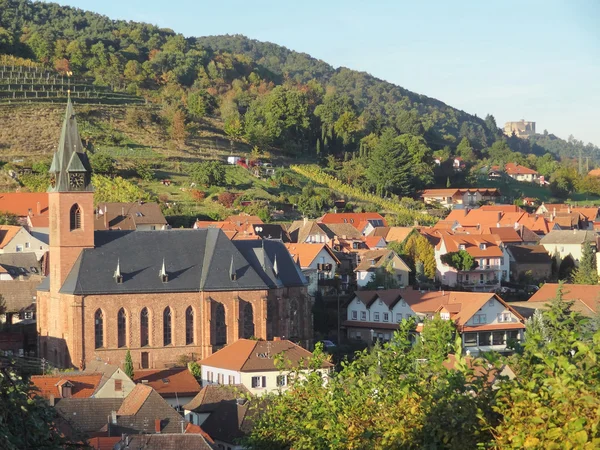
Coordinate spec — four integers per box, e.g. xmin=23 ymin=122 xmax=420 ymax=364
xmin=0 ymin=0 xmax=496 ymax=153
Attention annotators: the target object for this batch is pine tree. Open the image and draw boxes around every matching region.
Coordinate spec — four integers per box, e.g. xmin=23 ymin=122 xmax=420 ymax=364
xmin=366 ymin=128 xmax=411 ymax=197
xmin=124 ymin=349 xmax=134 ymax=380
xmin=571 ymin=241 xmax=598 ymax=285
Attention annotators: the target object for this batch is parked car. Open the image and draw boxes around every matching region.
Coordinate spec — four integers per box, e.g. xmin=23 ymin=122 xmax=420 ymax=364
xmin=319 ymin=340 xmax=337 ymax=350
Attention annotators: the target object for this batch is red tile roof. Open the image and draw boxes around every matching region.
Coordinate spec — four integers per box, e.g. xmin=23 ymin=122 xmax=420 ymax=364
xmin=440 ymin=233 xmax=504 ymax=257
xmin=528 ymin=283 xmax=600 ymax=316
xmin=200 ymin=339 xmax=333 ymax=372
xmin=0 ymin=192 xmax=49 ymax=217
xmin=31 ymin=373 xmax=103 ymax=400
xmin=117 ymin=383 xmax=153 ymax=415
xmin=133 ymin=368 xmax=201 ymax=398
xmin=0 ymin=225 xmax=21 ymax=249
xmin=284 ymin=243 xmax=340 ymax=268
xmin=319 ymin=213 xmax=387 ymax=229
xmin=505 ymin=163 xmax=538 ymax=175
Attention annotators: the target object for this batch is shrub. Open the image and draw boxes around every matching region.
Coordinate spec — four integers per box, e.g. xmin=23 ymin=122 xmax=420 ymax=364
xmin=190 ymin=189 xmax=206 ymax=202
xmin=217 ymin=191 xmax=236 ymax=208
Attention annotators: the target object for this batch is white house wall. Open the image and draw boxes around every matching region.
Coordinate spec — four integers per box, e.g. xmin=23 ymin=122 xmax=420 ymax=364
xmin=201 ymin=365 xmax=241 ymax=387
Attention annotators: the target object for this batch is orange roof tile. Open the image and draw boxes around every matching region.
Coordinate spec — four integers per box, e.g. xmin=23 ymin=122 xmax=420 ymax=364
xmin=200 ymin=339 xmax=332 ymax=372
xmin=0 ymin=192 xmax=49 ymax=217
xmin=505 ymin=163 xmax=538 ymax=175
xmin=0 ymin=225 xmax=21 ymax=249
xmin=362 ymin=236 xmax=386 ymax=249
xmin=528 ymin=283 xmax=600 ymax=315
xmin=284 ymin=243 xmax=340 ymax=267
xmin=225 ymin=214 xmax=264 ymax=225
xmin=31 ymin=373 xmax=103 ymax=399
xmin=133 ymin=368 xmax=201 ymax=398
xmin=117 ymin=383 xmax=153 ymax=415
xmin=319 ymin=213 xmax=387 ymax=229
xmin=479 ymin=205 xmax=524 ymax=213
xmin=440 ymin=233 xmax=504 ymax=257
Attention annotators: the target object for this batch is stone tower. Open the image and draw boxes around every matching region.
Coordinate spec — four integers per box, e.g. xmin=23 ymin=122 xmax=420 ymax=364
xmin=48 ymin=97 xmax=94 ymax=295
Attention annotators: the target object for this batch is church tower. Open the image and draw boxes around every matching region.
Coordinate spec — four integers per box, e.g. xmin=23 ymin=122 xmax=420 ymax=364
xmin=48 ymin=97 xmax=94 ymax=295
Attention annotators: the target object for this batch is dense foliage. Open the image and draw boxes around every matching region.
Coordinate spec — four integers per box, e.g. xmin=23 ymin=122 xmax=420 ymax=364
xmin=440 ymin=250 xmax=478 ymax=271
xmin=246 ymin=287 xmax=600 ymax=449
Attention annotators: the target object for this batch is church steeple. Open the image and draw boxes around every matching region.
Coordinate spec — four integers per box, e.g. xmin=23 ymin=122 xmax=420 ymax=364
xmin=49 ymin=97 xmax=92 ymax=192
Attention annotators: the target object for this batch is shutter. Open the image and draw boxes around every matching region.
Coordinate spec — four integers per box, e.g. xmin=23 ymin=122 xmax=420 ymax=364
xmin=262 ymin=376 xmax=266 ymax=388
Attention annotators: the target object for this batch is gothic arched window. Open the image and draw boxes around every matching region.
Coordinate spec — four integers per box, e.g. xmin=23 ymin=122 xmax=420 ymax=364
xmin=70 ymin=204 xmax=82 ymax=230
xmin=289 ymin=300 xmax=299 ymax=339
xmin=94 ymin=309 xmax=104 ymax=349
xmin=185 ymin=306 xmax=194 ymax=345
xmin=117 ymin=308 xmax=127 ymax=348
xmin=163 ymin=307 xmax=172 ymax=346
xmin=140 ymin=308 xmax=149 ymax=347
xmin=213 ymin=303 xmax=226 ymax=346
xmin=241 ymin=303 xmax=254 ymax=339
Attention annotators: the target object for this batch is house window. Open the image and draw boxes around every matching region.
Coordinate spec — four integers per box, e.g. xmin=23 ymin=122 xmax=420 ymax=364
xmin=396 ymin=313 xmax=402 ymax=322
xmin=277 ymin=375 xmax=287 ymax=387
xmin=140 ymin=308 xmax=149 ymax=347
xmin=242 ymin=303 xmax=255 ymax=339
xmin=360 ymin=311 xmax=366 ymax=321
xmin=479 ymin=332 xmax=491 ymax=345
xmin=506 ymin=330 xmax=520 ymax=342
xmin=459 ymin=244 xmax=465 ymax=250
xmin=70 ymin=204 xmax=82 ymax=230
xmin=117 ymin=308 xmax=127 ymax=348
xmin=150 ymin=226 xmax=156 ymax=231
xmin=25 ymin=242 xmax=30 ymax=249
xmin=115 ymin=379 xmax=122 ymax=391
xmin=94 ymin=309 xmax=104 ymax=349
xmin=16 ymin=245 xmax=23 ymax=252
xmin=383 ymin=313 xmax=389 ymax=322
xmin=163 ymin=307 xmax=172 ymax=346
xmin=473 ymin=314 xmax=487 ymax=324
xmin=498 ymin=312 xmax=511 ymax=323
xmin=352 ymin=311 xmax=358 ymax=320
xmin=492 ymin=332 xmax=505 ymax=345
xmin=374 ymin=312 xmax=380 ymax=322
xmin=252 ymin=376 xmax=267 ymax=389
xmin=464 ymin=333 xmax=477 ymax=347
xmin=488 ymin=299 xmax=495 ymax=307
xmin=186 ymin=306 xmax=194 ymax=345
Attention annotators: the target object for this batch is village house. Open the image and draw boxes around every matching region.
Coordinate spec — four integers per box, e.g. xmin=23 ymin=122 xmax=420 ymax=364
xmin=284 ymin=243 xmax=340 ymax=296
xmin=526 ymin=283 xmax=600 ymax=317
xmin=37 ymin=99 xmax=313 ymax=372
xmin=31 ymin=372 xmax=104 ymax=401
xmin=434 ymin=232 xmax=510 ymax=291
xmin=420 ymin=188 xmax=501 ymax=209
xmin=539 ymin=230 xmax=598 ymax=266
xmin=506 ymin=245 xmax=553 ymax=282
xmin=183 ymin=384 xmax=251 ymax=426
xmin=505 ymin=163 xmax=538 ymax=183
xmin=319 ymin=212 xmax=387 ymax=235
xmin=344 ymin=289 xmax=419 ymax=343
xmin=133 ymin=367 xmax=201 ymax=411
xmin=355 ymin=249 xmax=411 ymax=288
xmin=94 ymin=202 xmax=168 ymax=231
xmin=367 ymin=226 xmax=415 ymax=245
xmin=443 ymin=208 xmax=551 ymax=235
xmin=83 ymin=360 xmax=137 ymax=399
xmin=198 ymin=338 xmax=333 ymax=396
xmin=111 ymin=434 xmax=215 ymax=450
xmin=0 ymin=225 xmax=48 ymax=259
xmin=0 ymin=192 xmax=49 ymax=227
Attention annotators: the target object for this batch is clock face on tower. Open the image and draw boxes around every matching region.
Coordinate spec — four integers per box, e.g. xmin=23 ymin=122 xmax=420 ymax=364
xmin=69 ymin=172 xmax=85 ymax=189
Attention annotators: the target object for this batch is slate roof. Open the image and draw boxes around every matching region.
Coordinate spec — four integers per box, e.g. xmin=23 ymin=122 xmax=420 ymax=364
xmin=507 ymin=245 xmax=552 ymax=264
xmin=539 ymin=230 xmax=598 ymax=245
xmin=0 ymin=252 xmax=41 ymax=278
xmin=183 ymin=384 xmax=250 ymax=413
xmin=200 ymin=339 xmax=333 ymax=372
xmin=134 ymin=368 xmax=201 ymax=398
xmin=55 ymin=398 xmax=123 ymax=433
xmin=55 ymin=228 xmax=306 ymax=295
xmin=200 ymin=397 xmax=261 ymax=446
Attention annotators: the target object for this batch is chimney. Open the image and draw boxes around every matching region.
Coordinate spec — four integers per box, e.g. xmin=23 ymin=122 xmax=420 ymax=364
xmin=303 ymin=217 xmax=308 ymax=225
xmin=497 ymin=212 xmax=501 ymax=222
xmin=37 ymin=201 xmax=41 ymax=215
xmin=111 ymin=410 xmax=117 ymax=424
xmin=48 ymin=395 xmax=55 ymax=407
xmin=155 ymin=419 xmax=161 ymax=433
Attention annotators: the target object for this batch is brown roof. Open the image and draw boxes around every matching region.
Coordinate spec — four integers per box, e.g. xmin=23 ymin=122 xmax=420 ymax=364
xmin=507 ymin=245 xmax=552 ymax=264
xmin=479 ymin=205 xmax=524 ymax=213
xmin=115 ymin=385 xmax=189 ymax=434
xmin=88 ymin=437 xmax=122 ymax=450
xmin=475 ymin=226 xmax=522 ymax=244
xmin=225 ymin=214 xmax=263 ymax=225
xmin=355 ymin=249 xmax=411 ymax=272
xmin=0 ymin=192 xmax=49 ymax=217
xmin=183 ymin=384 xmax=250 ymax=413
xmin=439 ymin=233 xmax=504 ymax=257
xmin=0 ymin=277 xmax=43 ymax=312
xmin=55 ymin=398 xmax=124 ymax=433
xmin=95 ymin=202 xmax=167 ymax=230
xmin=112 ymin=434 xmax=215 ymax=450
xmin=505 ymin=163 xmax=538 ymax=175
xmin=320 ymin=223 xmax=363 ymax=240
xmin=117 ymin=383 xmax=153 ymax=415
xmin=353 ymin=289 xmax=413 ymax=310
xmin=319 ymin=213 xmax=387 ymax=229
xmin=527 ymin=283 xmax=600 ymax=316
xmin=199 ymin=339 xmax=333 ymax=372
xmin=200 ymin=397 xmax=262 ymax=445
xmin=421 ymin=188 xmax=501 ymax=198
xmin=31 ymin=373 xmax=103 ymax=399
xmin=133 ymin=368 xmax=201 ymax=398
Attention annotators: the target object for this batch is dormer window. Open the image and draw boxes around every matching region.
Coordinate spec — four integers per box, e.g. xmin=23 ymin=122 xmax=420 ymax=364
xmin=480 ymin=243 xmax=487 ymax=250
xmin=459 ymin=244 xmax=465 ymax=250
xmin=370 ymin=259 xmax=376 ymax=266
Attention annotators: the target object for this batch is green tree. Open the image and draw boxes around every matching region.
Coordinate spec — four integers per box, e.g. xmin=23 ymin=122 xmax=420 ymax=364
xmin=186 ymin=91 xmax=207 ymax=120
xmin=124 ymin=350 xmax=134 ymax=379
xmin=364 ymin=262 xmax=400 ymax=289
xmin=92 ymin=175 xmax=153 ymax=204
xmin=188 ymin=361 xmax=201 ymax=382
xmin=572 ymin=241 xmax=598 ymax=285
xmin=135 ymin=161 xmax=154 ymax=182
xmin=366 ymin=128 xmax=411 ymax=197
xmin=415 ymin=314 xmax=456 ymax=363
xmin=0 ymin=211 xmax=19 ymax=225
xmin=0 ymin=367 xmax=70 ymax=449
xmin=89 ymin=152 xmax=115 ymax=175
xmin=396 ymin=134 xmax=434 ymax=188
xmin=400 ymin=232 xmax=436 ymax=279
xmin=440 ymin=250 xmax=478 ymax=271
xmin=190 ymin=161 xmax=226 ymax=187
xmin=456 ymin=136 xmax=475 ymax=161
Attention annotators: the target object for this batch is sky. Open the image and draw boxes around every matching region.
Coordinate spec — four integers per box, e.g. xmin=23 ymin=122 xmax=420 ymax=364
xmin=53 ymin=0 xmax=600 ymax=146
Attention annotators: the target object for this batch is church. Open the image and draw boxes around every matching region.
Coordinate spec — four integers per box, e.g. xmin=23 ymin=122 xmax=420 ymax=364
xmin=37 ymin=100 xmax=312 ymax=370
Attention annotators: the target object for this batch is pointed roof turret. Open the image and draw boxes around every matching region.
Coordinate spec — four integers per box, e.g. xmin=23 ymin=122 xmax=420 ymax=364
xmin=114 ymin=259 xmax=123 ymax=283
xmin=159 ymin=258 xmax=168 ymax=282
xmin=48 ymin=98 xmax=93 ymax=193
xmin=273 ymin=254 xmax=279 ymax=278
xmin=230 ymin=256 xmax=237 ymax=281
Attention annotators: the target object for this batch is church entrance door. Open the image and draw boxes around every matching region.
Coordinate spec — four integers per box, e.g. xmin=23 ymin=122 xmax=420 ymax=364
xmin=141 ymin=351 xmax=149 ymax=369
